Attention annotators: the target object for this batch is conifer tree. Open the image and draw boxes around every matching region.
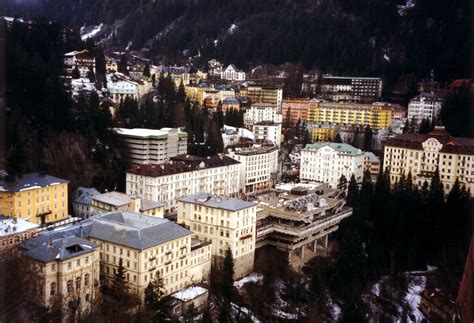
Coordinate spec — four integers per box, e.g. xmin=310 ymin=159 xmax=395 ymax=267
xmin=143 ymin=63 xmax=151 ymax=77
xmin=337 ymin=174 xmax=348 ymax=193
xmin=118 ymin=55 xmax=128 ymax=75
xmin=363 ymin=125 xmax=373 ymax=151
xmin=206 ymin=116 xmax=224 ymax=155
xmin=71 ymin=65 xmax=80 ymax=79
xmin=221 ymin=246 xmax=235 ymax=302
xmin=333 ymin=133 xmax=343 ymax=143
xmin=419 ymin=118 xmax=432 ymax=134
xmin=351 ymin=127 xmax=360 ymax=149
xmin=144 ymin=271 xmax=170 ymax=321
xmin=177 ymin=81 xmax=186 ymax=103
xmin=346 ymin=174 xmax=359 ymax=208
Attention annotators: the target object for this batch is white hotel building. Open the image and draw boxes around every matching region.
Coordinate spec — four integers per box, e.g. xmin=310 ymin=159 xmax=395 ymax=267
xmin=177 ymin=193 xmax=257 ymax=278
xmin=252 ymin=121 xmax=282 ymax=147
xmin=407 ymin=92 xmax=444 ymax=124
xmin=300 ymin=142 xmax=364 ymax=188
xmin=243 ymin=103 xmax=283 ymax=128
xmin=227 ymin=145 xmax=279 ymax=193
xmin=126 ymin=155 xmax=241 ymax=212
xmin=115 ymin=127 xmax=188 ymax=165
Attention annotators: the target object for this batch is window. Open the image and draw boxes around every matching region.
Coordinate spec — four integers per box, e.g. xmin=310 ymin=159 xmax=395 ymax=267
xmin=76 ymin=277 xmax=81 ymax=290
xmin=50 ymin=282 xmax=56 ymax=296
xmin=84 ymin=274 xmax=90 ymax=286
xmin=67 ymin=280 xmax=73 ymax=293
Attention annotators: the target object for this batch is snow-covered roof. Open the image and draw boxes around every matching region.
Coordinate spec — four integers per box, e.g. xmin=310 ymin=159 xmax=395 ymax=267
xmin=0 ymin=217 xmax=39 ymax=237
xmin=172 ymin=286 xmax=207 ymax=301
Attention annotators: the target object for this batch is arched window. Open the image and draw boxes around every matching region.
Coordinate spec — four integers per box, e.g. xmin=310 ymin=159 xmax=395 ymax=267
xmin=50 ymin=282 xmax=56 ymax=296
xmin=76 ymin=276 xmax=81 ymax=290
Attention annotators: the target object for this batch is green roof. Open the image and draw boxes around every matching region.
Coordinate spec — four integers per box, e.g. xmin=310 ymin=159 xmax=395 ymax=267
xmin=304 ymin=142 xmax=363 ymax=156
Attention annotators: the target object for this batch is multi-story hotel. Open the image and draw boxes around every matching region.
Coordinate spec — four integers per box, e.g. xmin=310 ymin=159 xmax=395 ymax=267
xmin=0 ymin=172 xmax=69 ymax=225
xmin=383 ymin=126 xmax=474 ymax=192
xmin=115 ymin=128 xmax=188 ymax=165
xmin=221 ymin=64 xmax=246 ymax=81
xmin=311 ymin=124 xmax=337 ymax=142
xmin=243 ymin=103 xmax=283 ymax=128
xmin=307 ymin=101 xmax=393 ymax=129
xmin=177 ymin=193 xmax=257 ymax=278
xmin=22 ymin=235 xmax=101 ymax=317
xmin=227 ymin=145 xmax=279 ymax=193
xmin=320 ymin=76 xmax=383 ymax=103
xmin=364 ymin=152 xmax=381 ymax=178
xmin=252 ymin=121 xmax=282 ymax=146
xmin=0 ymin=216 xmax=39 ymax=259
xmin=407 ymin=92 xmax=444 ymax=124
xmin=300 ymin=142 xmax=364 ymax=188
xmin=281 ymin=98 xmax=317 ymax=124
xmin=91 ymin=191 xmax=165 ymax=218
xmin=64 ymin=49 xmax=95 ymax=77
xmin=241 ymin=85 xmax=283 ymax=109
xmin=126 ymin=154 xmax=241 ymax=212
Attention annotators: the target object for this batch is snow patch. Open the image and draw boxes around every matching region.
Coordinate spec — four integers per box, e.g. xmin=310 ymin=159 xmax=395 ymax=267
xmin=228 ymin=23 xmax=237 ymax=34
xmin=371 ymin=282 xmax=381 ymax=297
xmin=384 ymin=54 xmax=390 ymax=62
xmin=172 ymin=286 xmax=207 ymax=302
xmin=234 ymin=273 xmax=263 ymax=288
xmin=403 ymin=275 xmax=426 ymax=321
xmin=81 ymin=24 xmax=103 ymax=41
xmin=231 ymin=303 xmax=262 ymax=323
xmin=398 ymin=0 xmax=416 ymax=16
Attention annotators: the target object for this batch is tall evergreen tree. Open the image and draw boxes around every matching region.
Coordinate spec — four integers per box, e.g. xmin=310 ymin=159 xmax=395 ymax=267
xmin=143 ymin=63 xmax=151 ymax=77
xmin=144 ymin=271 xmax=171 ymax=322
xmin=118 ymin=55 xmax=128 ymax=75
xmin=337 ymin=174 xmax=348 ymax=192
xmin=333 ymin=133 xmax=343 ymax=143
xmin=71 ymin=65 xmax=80 ymax=79
xmin=419 ymin=118 xmax=432 ymax=134
xmin=206 ymin=116 xmax=224 ymax=155
xmin=363 ymin=125 xmax=373 ymax=151
xmin=346 ymin=174 xmax=359 ymax=208
xmin=351 ymin=127 xmax=361 ymax=149
xmin=222 ymin=246 xmax=235 ymax=302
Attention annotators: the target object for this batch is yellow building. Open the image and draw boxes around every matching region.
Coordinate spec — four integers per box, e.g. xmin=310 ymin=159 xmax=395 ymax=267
xmin=90 ymin=191 xmax=165 ymax=217
xmin=307 ymin=102 xmax=393 ymax=129
xmin=311 ymin=125 xmax=337 ymax=142
xmin=0 ymin=172 xmax=69 ymax=225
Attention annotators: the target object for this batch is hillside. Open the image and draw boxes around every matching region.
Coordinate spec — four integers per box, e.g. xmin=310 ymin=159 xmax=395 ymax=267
xmin=4 ymin=0 xmax=471 ymax=89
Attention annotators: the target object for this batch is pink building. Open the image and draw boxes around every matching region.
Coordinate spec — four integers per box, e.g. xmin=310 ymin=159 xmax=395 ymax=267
xmin=282 ymin=99 xmax=318 ymax=124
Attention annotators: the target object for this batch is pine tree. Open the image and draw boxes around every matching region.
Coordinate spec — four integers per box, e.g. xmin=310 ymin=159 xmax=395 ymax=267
xmin=222 ymin=246 xmax=235 ymax=302
xmin=403 ymin=118 xmax=410 ymax=134
xmin=143 ymin=63 xmax=151 ymax=77
xmin=284 ymin=107 xmax=292 ymax=128
xmin=218 ymin=302 xmax=231 ymax=323
xmin=346 ymin=174 xmax=359 ymax=208
xmin=71 ymin=65 xmax=80 ymax=79
xmin=333 ymin=133 xmax=343 ymax=143
xmin=363 ymin=125 xmax=373 ymax=151
xmin=337 ymin=174 xmax=348 ymax=192
xmin=206 ymin=116 xmax=224 ymax=155
xmin=419 ymin=118 xmax=432 ymax=134
xmin=409 ymin=117 xmax=417 ymax=133
xmin=359 ymin=170 xmax=374 ymax=221
xmin=144 ymin=271 xmax=171 ymax=322
xmin=118 ymin=55 xmax=128 ymax=75
xmin=351 ymin=127 xmax=360 ymax=149
xmin=87 ymin=66 xmax=96 ymax=83
xmin=177 ymin=81 xmax=186 ymax=103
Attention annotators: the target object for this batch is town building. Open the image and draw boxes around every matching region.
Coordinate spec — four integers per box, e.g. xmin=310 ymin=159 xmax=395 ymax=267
xmin=126 ymin=155 xmax=241 ymax=212
xmin=300 ymin=142 xmax=364 ymax=188
xmin=22 ymin=235 xmax=101 ymax=317
xmin=0 ymin=172 xmax=69 ymax=225
xmin=106 ymin=73 xmax=153 ymax=103
xmin=363 ymin=152 xmax=381 ymax=178
xmin=281 ymin=99 xmax=314 ymax=124
xmin=243 ymin=103 xmax=283 ymax=128
xmin=311 ymin=124 xmax=337 ymax=142
xmin=252 ymin=121 xmax=282 ymax=146
xmin=177 ymin=193 xmax=257 ymax=278
xmin=72 ymin=187 xmax=100 ymax=219
xmin=382 ymin=126 xmax=474 ymax=192
xmin=91 ymin=191 xmax=165 ymax=218
xmin=64 ymin=50 xmax=95 ymax=77
xmin=0 ymin=216 xmax=39 ymax=259
xmin=307 ymin=101 xmax=393 ymax=129
xmin=320 ymin=76 xmax=383 ymax=103
xmin=221 ymin=126 xmax=254 ymax=148
xmin=221 ymin=97 xmax=241 ymax=114
xmin=407 ymin=92 xmax=444 ymax=124
xmin=115 ymin=128 xmax=188 ymax=165
xmin=227 ymin=145 xmax=279 ymax=193
xmin=256 ymin=183 xmax=352 ymax=268
xmin=241 ymin=85 xmax=283 ymax=109
xmin=221 ymin=64 xmax=246 ymax=81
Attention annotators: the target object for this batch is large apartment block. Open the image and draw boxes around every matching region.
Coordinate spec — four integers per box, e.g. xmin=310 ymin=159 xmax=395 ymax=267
xmin=241 ymin=86 xmax=283 ymax=109
xmin=307 ymin=102 xmax=393 ymax=129
xmin=252 ymin=121 xmax=282 ymax=147
xmin=243 ymin=103 xmax=283 ymax=128
xmin=0 ymin=172 xmax=69 ymax=225
xmin=383 ymin=126 xmax=474 ymax=192
xmin=300 ymin=142 xmax=364 ymax=188
xmin=115 ymin=128 xmax=188 ymax=165
xmin=126 ymin=155 xmax=241 ymax=212
xmin=227 ymin=145 xmax=279 ymax=193
xmin=407 ymin=92 xmax=444 ymax=124
xmin=281 ymin=99 xmax=316 ymax=124
xmin=320 ymin=76 xmax=383 ymax=103
xmin=177 ymin=193 xmax=257 ymax=278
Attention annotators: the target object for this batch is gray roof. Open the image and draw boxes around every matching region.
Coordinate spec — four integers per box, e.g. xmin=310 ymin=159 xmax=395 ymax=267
xmin=84 ymin=212 xmax=191 ymax=250
xmin=140 ymin=199 xmax=165 ymax=211
xmin=177 ymin=193 xmax=256 ymax=212
xmin=0 ymin=172 xmax=68 ymax=193
xmin=92 ymin=191 xmax=131 ymax=207
xmin=73 ymin=187 xmax=100 ymax=206
xmin=22 ymin=235 xmax=99 ymax=263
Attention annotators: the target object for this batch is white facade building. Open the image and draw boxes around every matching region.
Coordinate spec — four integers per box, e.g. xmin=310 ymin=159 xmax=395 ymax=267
xmin=177 ymin=193 xmax=257 ymax=278
xmin=300 ymin=142 xmax=364 ymax=188
xmin=407 ymin=92 xmax=444 ymax=124
xmin=221 ymin=64 xmax=246 ymax=81
xmin=64 ymin=50 xmax=95 ymax=77
xmin=115 ymin=128 xmax=188 ymax=165
xmin=227 ymin=145 xmax=279 ymax=193
xmin=383 ymin=126 xmax=474 ymax=193
xmin=126 ymin=155 xmax=241 ymax=212
xmin=243 ymin=103 xmax=283 ymax=128
xmin=252 ymin=122 xmax=282 ymax=146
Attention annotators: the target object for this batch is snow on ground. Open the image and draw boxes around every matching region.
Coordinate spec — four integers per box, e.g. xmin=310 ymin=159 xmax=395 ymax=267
xmin=384 ymin=54 xmax=390 ymax=62
xmin=81 ymin=24 xmax=103 ymax=41
xmin=403 ymin=275 xmax=426 ymax=322
xmin=172 ymin=286 xmax=207 ymax=301
xmin=223 ymin=124 xmax=255 ymax=140
xmin=234 ymin=273 xmax=263 ymax=288
xmin=371 ymin=282 xmax=381 ymax=297
xmin=228 ymin=23 xmax=237 ymax=34
xmin=398 ymin=0 xmax=416 ymax=16
xmin=272 ymin=309 xmax=299 ymax=320
xmin=271 ymin=279 xmax=304 ymax=320
xmin=326 ymin=296 xmax=342 ymax=321
xmin=231 ymin=303 xmax=262 ymax=323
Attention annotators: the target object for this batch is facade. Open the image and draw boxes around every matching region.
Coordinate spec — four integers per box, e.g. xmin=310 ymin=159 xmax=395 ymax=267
xmin=106 ymin=73 xmax=140 ymax=102
xmin=227 ymin=145 xmax=279 ymax=193
xmin=300 ymin=143 xmax=364 ymax=188
xmin=0 ymin=172 xmax=69 ymax=225
xmin=281 ymin=99 xmax=314 ymax=124
xmin=363 ymin=152 xmax=381 ymax=178
xmin=382 ymin=126 xmax=474 ymax=192
xmin=407 ymin=92 xmax=444 ymax=124
xmin=243 ymin=86 xmax=283 ymax=109
xmin=72 ymin=187 xmax=100 ymax=219
xmin=64 ymin=50 xmax=95 ymax=77
xmin=22 ymin=236 xmax=101 ymax=317
xmin=0 ymin=216 xmax=39 ymax=259
xmin=221 ymin=64 xmax=246 ymax=81
xmin=91 ymin=191 xmax=165 ymax=217
xmin=320 ymin=76 xmax=383 ymax=103
xmin=252 ymin=122 xmax=282 ymax=146
xmin=307 ymin=101 xmax=393 ymax=129
xmin=177 ymin=193 xmax=257 ymax=278
xmin=126 ymin=155 xmax=241 ymax=211
xmin=115 ymin=128 xmax=188 ymax=165
xmin=243 ymin=103 xmax=283 ymax=128
xmin=222 ymin=97 xmax=241 ymax=114
xmin=311 ymin=124 xmax=337 ymax=142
